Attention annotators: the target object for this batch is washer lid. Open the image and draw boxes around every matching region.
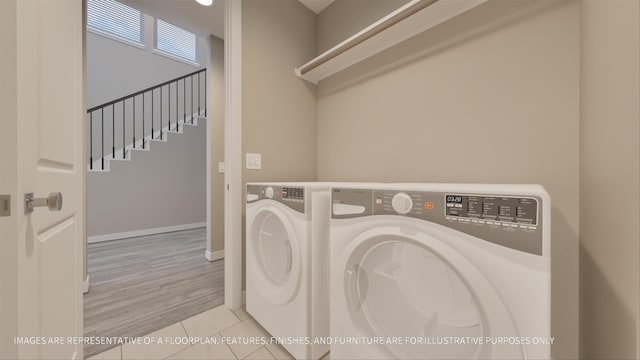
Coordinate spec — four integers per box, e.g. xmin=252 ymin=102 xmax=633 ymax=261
xmin=248 ymin=206 xmax=302 ymax=305
xmin=341 ymin=231 xmax=524 ymax=359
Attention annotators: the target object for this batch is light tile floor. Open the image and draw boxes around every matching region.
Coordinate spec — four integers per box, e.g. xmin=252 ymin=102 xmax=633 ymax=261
xmin=87 ymin=305 xmax=295 ymax=360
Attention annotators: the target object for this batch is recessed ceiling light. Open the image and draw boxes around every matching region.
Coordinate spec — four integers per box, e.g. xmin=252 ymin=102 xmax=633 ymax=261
xmin=196 ymin=0 xmax=213 ymax=6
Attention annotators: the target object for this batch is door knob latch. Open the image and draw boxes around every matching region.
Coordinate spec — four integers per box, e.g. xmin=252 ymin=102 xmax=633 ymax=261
xmin=25 ymin=192 xmax=63 ymax=214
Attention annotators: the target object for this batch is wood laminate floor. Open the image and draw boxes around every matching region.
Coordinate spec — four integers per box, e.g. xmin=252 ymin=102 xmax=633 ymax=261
xmin=84 ymin=227 xmax=223 ymax=358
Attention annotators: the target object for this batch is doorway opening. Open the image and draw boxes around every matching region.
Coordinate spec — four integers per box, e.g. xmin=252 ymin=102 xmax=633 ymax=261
xmin=82 ymin=1 xmax=223 ymax=357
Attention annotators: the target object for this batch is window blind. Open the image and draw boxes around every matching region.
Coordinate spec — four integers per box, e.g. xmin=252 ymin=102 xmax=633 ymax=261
xmin=87 ymin=0 xmax=143 ymax=44
xmin=155 ymin=19 xmax=197 ymax=63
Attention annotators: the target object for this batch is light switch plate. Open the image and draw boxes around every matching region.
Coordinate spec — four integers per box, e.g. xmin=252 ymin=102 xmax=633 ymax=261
xmin=246 ymin=153 xmax=262 ymax=170
xmin=218 ymin=162 xmax=225 ymax=173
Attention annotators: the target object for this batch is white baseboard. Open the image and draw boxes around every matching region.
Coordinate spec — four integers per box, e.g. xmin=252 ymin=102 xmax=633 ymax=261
xmin=205 ymin=249 xmax=224 ymax=261
xmin=83 ymin=275 xmax=90 ymax=294
xmin=242 ymin=290 xmax=246 ymax=305
xmin=88 ymin=222 xmax=207 ymax=243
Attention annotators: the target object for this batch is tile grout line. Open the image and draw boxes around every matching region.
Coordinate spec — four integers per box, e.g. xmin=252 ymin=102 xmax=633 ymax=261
xmin=161 ymin=323 xmax=192 ymax=360
xmin=264 ymin=346 xmax=278 ymax=360
xmin=179 ymin=321 xmax=190 ymax=337
xmin=220 ymin=332 xmax=239 ymax=360
xmin=218 ymin=312 xmax=248 ymax=335
xmin=244 ymin=346 xmax=270 ymax=360
xmin=218 ymin=319 xmax=245 ymax=360
xmin=231 ymin=308 xmax=242 ymax=321
xmin=183 ymin=307 xmax=244 ymax=339
xmin=163 ymin=307 xmax=245 ymax=359
xmin=96 ymin=307 xmax=252 ymax=360
xmin=226 ymin=341 xmax=241 ymax=360
xmin=221 ymin=318 xmax=273 ymax=360
xmin=211 ymin=331 xmax=240 ymax=360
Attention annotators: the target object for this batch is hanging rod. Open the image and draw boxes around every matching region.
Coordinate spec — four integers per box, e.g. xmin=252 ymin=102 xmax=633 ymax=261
xmin=297 ymin=0 xmax=438 ymax=76
xmin=294 ymin=0 xmax=488 ymax=84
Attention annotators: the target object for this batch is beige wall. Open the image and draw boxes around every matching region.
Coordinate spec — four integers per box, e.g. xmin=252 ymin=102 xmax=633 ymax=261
xmin=316 ymin=1 xmax=580 ymax=358
xmin=0 ymin=0 xmax=18 ymax=357
xmin=317 ymin=0 xmax=409 ymax=53
xmin=242 ymin=0 xmax=318 ymax=287
xmin=579 ymin=1 xmax=640 ymax=358
xmin=209 ymin=35 xmax=225 ymax=254
xmin=87 ymin=120 xmax=206 ymax=237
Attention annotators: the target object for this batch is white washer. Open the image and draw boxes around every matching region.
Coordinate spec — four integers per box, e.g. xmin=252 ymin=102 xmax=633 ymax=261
xmin=246 ymin=182 xmax=343 ymax=359
xmin=330 ymin=184 xmax=551 ymax=360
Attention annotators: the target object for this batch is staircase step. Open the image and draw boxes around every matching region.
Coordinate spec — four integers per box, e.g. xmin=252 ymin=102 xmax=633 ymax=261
xmin=182 ymin=114 xmax=204 ymax=126
xmin=87 ymin=160 xmax=110 ymax=172
xmin=131 ymin=143 xmax=150 ymax=152
xmin=150 ymin=130 xmax=169 ymax=142
xmin=88 ymin=111 xmax=204 ymax=173
xmin=110 ymin=150 xmax=132 ymax=162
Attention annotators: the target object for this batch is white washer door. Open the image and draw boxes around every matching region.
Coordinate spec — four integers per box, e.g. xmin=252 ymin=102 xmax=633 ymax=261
xmin=249 ymin=206 xmax=302 ymax=306
xmin=338 ymin=227 xmax=524 ymax=359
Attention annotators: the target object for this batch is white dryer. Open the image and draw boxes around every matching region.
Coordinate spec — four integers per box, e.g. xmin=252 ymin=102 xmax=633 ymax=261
xmin=329 ymin=184 xmax=551 ymax=360
xmin=246 ymin=182 xmax=334 ymax=360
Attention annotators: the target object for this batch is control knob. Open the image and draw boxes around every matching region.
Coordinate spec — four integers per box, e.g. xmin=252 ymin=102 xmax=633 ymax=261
xmin=392 ymin=192 xmax=413 ymax=214
xmin=265 ymin=187 xmax=274 ymax=199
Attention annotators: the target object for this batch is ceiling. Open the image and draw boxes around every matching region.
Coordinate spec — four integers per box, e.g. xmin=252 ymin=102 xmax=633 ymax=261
xmin=120 ymin=0 xmax=226 ymax=39
xmin=119 ymin=0 xmax=335 ymax=40
xmin=297 ymin=0 xmax=335 ymax=14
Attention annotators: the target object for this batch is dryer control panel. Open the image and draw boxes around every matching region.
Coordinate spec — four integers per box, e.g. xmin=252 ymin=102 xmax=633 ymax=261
xmin=332 ymin=187 xmax=545 ymax=256
xmin=247 ymin=185 xmax=305 ymax=213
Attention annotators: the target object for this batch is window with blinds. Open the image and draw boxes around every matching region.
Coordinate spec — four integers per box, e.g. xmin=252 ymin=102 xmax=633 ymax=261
xmin=155 ymin=19 xmax=197 ymax=63
xmin=87 ymin=0 xmax=143 ymax=44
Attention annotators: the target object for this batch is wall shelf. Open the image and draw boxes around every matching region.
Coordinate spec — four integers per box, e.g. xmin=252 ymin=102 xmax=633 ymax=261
xmin=294 ymin=0 xmax=488 ymax=84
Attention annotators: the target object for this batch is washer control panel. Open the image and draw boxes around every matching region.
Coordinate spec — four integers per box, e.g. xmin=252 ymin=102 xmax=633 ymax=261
xmin=391 ymin=193 xmax=413 ymax=214
xmin=282 ymin=187 xmax=304 ymax=202
xmin=247 ymin=184 xmax=305 ymax=213
xmin=332 ymin=187 xmax=545 ymax=256
xmin=445 ymin=194 xmax=538 ymax=226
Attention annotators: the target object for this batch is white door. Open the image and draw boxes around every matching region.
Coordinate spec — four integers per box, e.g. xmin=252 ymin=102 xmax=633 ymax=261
xmin=3 ymin=0 xmax=84 ymax=359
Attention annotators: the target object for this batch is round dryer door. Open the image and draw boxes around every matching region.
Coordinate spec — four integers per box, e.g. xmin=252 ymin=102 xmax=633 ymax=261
xmin=340 ymin=230 xmax=524 ymax=359
xmin=248 ymin=206 xmax=302 ymax=305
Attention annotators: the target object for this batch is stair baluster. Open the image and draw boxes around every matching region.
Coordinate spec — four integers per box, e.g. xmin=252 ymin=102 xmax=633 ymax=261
xmin=101 ymin=107 xmax=104 ymax=170
xmin=133 ymin=96 xmax=136 ymax=149
xmin=183 ymin=78 xmax=186 ymax=128
xmin=87 ymin=69 xmax=206 ymax=172
xmin=160 ymin=87 xmax=163 ymax=140
xmin=151 ymin=88 xmax=155 ymax=140
xmin=204 ymin=72 xmax=207 ymax=117
xmin=90 ymin=112 xmax=93 ymax=170
xmin=112 ymin=104 xmax=115 ymax=159
xmin=122 ymin=100 xmax=126 ymax=159
xmin=142 ymin=91 xmax=145 ymax=149
xmin=191 ymin=75 xmax=194 ymax=124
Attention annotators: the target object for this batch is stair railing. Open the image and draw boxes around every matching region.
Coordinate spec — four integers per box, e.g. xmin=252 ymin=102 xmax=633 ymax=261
xmin=87 ymin=68 xmax=207 ymax=171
